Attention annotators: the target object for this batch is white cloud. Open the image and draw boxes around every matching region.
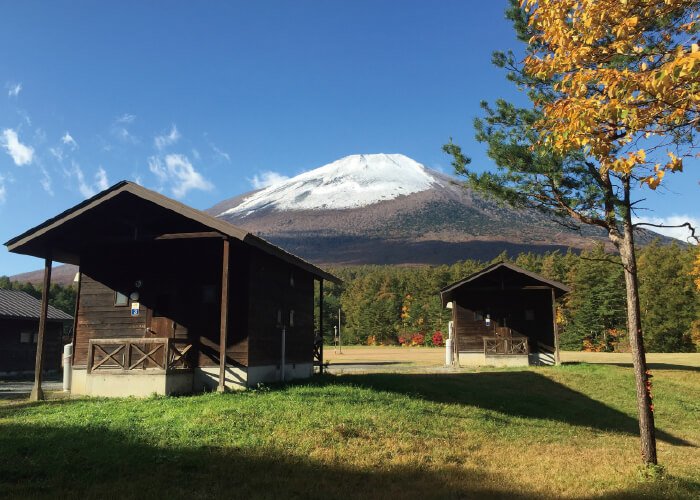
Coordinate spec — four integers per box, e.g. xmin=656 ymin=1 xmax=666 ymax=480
xmin=62 ymin=131 xmax=78 ymax=149
xmin=116 ymin=113 xmax=135 ymax=124
xmin=149 ymin=154 xmax=213 ymax=198
xmin=95 ymin=167 xmax=108 ymax=191
xmin=0 ymin=174 xmax=6 ymax=203
xmin=7 ymin=83 xmax=21 ymax=97
xmin=1 ymin=129 xmax=34 ymax=166
xmin=192 ymin=148 xmax=200 ymax=160
xmin=634 ymin=215 xmax=700 ymax=244
xmin=212 ymin=144 xmax=230 ymax=162
xmin=69 ymin=161 xmax=109 ymax=198
xmin=49 ymin=147 xmax=64 ymax=162
xmin=154 ymin=124 xmax=181 ymax=150
xmin=36 ymin=162 xmax=53 ymax=196
xmin=249 ymin=171 xmax=290 ymax=190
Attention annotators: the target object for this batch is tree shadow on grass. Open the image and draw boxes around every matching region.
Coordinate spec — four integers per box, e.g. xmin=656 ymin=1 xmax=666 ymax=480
xmin=0 ymin=413 xmax=697 ymax=499
xmin=310 ymin=372 xmax=693 ymax=447
xmin=0 ymin=422 xmax=539 ymax=500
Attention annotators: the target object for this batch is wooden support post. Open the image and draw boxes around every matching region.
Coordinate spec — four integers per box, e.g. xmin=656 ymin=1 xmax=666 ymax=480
xmin=319 ymin=279 xmax=324 ymax=375
xmin=552 ymin=288 xmax=561 ymax=366
xmin=30 ymin=257 xmax=52 ymax=401
xmin=217 ymin=239 xmax=230 ymax=393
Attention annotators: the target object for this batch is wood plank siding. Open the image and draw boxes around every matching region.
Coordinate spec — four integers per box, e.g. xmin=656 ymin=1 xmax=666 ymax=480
xmin=246 ymin=249 xmax=314 ymax=368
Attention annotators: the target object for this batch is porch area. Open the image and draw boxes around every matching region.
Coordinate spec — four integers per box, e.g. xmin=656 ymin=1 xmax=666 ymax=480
xmin=80 ymin=338 xmax=194 ymax=397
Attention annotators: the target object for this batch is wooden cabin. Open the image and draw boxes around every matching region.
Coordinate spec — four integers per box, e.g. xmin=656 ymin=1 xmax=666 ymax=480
xmin=5 ymin=181 xmax=340 ymax=397
xmin=440 ymin=262 xmax=570 ymax=367
xmin=0 ymin=289 xmax=72 ymax=377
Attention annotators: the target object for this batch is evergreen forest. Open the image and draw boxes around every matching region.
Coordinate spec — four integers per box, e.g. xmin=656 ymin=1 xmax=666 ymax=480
xmin=318 ymin=241 xmax=700 ymax=352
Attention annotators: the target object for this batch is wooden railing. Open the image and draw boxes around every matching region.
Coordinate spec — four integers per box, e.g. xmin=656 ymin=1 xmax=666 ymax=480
xmin=87 ymin=338 xmax=193 ymax=374
xmin=483 ymin=336 xmax=529 ymax=355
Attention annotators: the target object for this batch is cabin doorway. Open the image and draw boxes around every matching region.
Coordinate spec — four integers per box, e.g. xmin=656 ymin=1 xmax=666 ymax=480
xmin=146 ymin=292 xmax=187 ymax=339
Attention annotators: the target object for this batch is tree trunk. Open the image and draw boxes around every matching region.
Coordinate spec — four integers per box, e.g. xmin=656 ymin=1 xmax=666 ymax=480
xmin=617 ymin=216 xmax=658 ymax=465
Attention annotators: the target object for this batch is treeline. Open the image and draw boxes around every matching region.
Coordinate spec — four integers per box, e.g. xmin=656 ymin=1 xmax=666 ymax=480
xmin=0 ymin=276 xmax=77 ymax=317
xmin=318 ymin=241 xmax=700 ymax=352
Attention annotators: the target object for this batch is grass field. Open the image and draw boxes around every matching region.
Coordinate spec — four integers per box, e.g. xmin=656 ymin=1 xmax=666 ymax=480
xmin=1 ymin=357 xmax=698 ymax=498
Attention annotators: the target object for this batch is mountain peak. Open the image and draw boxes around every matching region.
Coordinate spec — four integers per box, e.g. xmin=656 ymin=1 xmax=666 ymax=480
xmin=218 ymin=153 xmax=441 ymax=216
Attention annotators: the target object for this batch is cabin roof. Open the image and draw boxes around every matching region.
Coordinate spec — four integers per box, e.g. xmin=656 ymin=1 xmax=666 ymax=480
xmin=440 ymin=261 xmax=571 ymax=307
xmin=0 ymin=288 xmax=73 ymax=321
xmin=4 ymin=181 xmax=341 ymax=284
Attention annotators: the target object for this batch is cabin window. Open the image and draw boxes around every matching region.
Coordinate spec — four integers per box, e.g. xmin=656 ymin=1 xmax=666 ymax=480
xmin=525 ymin=309 xmax=535 ymax=321
xmin=474 ymin=311 xmax=483 ymax=321
xmin=114 ymin=292 xmax=129 ymax=307
xmin=33 ymin=332 xmax=39 ymax=343
xmin=20 ymin=331 xmax=32 ymax=344
xmin=289 ymin=309 xmax=295 ymax=327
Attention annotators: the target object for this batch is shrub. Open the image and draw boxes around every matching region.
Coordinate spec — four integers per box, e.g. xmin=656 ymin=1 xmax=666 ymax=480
xmin=411 ymin=333 xmax=425 ymax=346
xmin=433 ymin=331 xmax=444 ymax=347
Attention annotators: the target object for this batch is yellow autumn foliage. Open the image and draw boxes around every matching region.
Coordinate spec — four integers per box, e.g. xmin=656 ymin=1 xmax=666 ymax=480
xmin=522 ymin=0 xmax=699 ymax=187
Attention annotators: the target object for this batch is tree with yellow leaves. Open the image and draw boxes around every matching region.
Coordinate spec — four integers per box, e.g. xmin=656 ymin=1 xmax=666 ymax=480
xmin=444 ymin=0 xmax=698 ymax=466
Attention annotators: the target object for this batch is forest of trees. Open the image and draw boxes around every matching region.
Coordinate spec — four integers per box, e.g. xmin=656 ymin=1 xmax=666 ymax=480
xmin=318 ymin=241 xmax=700 ymax=353
xmin=3 ymin=240 xmax=697 ymax=353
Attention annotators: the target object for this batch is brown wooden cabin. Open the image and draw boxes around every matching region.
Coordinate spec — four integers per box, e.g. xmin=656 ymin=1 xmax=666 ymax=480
xmin=0 ymin=289 xmax=72 ymax=377
xmin=440 ymin=262 xmax=570 ymax=367
xmin=4 ymin=181 xmax=340 ymax=397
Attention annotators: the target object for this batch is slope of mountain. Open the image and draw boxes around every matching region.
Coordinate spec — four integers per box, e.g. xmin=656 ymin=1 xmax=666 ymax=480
xmin=209 ymin=153 xmax=665 ymax=267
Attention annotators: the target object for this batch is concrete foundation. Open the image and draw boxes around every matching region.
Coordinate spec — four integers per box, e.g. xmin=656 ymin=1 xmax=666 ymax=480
xmin=458 ymin=352 xmax=531 ymax=367
xmin=71 ymin=362 xmax=314 ymax=397
xmin=458 ymin=352 xmax=485 ymax=366
xmin=529 ymin=351 xmax=556 ymax=366
xmin=483 ymin=354 xmax=530 ymax=367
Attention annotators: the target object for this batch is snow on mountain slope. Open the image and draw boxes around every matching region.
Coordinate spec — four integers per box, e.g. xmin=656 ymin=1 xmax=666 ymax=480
xmin=218 ymin=154 xmax=442 ymax=216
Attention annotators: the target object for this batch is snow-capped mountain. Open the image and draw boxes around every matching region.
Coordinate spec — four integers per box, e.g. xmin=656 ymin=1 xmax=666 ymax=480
xmin=206 ymin=153 xmax=636 ymax=266
xmin=218 ymin=154 xmax=443 ymax=216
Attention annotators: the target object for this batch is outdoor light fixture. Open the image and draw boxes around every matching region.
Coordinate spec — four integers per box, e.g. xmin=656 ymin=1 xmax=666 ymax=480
xmin=129 ymin=291 xmax=140 ymax=301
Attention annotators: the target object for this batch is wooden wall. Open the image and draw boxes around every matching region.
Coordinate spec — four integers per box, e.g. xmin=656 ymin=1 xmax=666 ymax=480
xmin=73 ymin=274 xmax=147 ymax=366
xmin=0 ymin=318 xmax=64 ymax=373
xmin=453 ymin=289 xmax=555 ymax=352
xmin=246 ymin=248 xmax=314 ymax=368
xmin=72 ymin=237 xmax=316 ymax=371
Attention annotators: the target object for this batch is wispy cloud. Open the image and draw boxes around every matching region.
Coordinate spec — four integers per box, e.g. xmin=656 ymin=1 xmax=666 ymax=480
xmin=1 ymin=129 xmax=34 ymax=166
xmin=212 ymin=144 xmax=230 ymax=162
xmin=249 ymin=171 xmax=289 ymax=189
xmin=116 ymin=113 xmax=135 ymax=124
xmin=154 ymin=124 xmax=181 ymax=150
xmin=68 ymin=161 xmax=109 ymax=198
xmin=634 ymin=215 xmax=700 ymax=244
xmin=62 ymin=131 xmax=78 ymax=149
xmin=115 ymin=126 xmax=139 ymax=144
xmin=0 ymin=174 xmax=6 ymax=204
xmin=7 ymin=82 xmax=22 ymax=97
xmin=148 ymin=154 xmax=213 ymax=198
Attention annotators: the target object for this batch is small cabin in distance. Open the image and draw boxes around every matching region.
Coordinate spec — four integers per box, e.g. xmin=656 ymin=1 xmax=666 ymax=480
xmin=5 ymin=181 xmax=340 ymax=398
xmin=440 ymin=262 xmax=570 ymax=367
xmin=0 ymin=289 xmax=72 ymax=377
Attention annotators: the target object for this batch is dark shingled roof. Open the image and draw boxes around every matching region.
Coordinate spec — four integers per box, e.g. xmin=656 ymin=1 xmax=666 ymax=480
xmin=0 ymin=289 xmax=73 ymax=321
xmin=440 ymin=261 xmax=571 ymax=307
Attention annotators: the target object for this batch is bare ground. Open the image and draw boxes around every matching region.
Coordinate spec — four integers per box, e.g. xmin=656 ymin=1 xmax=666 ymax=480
xmin=324 ymin=345 xmax=700 ymax=369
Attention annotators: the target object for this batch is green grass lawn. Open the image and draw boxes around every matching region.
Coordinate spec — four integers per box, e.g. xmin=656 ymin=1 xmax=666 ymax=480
xmin=1 ymin=363 xmax=698 ymax=499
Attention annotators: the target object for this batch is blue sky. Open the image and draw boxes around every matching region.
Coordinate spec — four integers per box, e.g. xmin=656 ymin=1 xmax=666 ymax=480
xmin=1 ymin=1 xmax=697 ymax=275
